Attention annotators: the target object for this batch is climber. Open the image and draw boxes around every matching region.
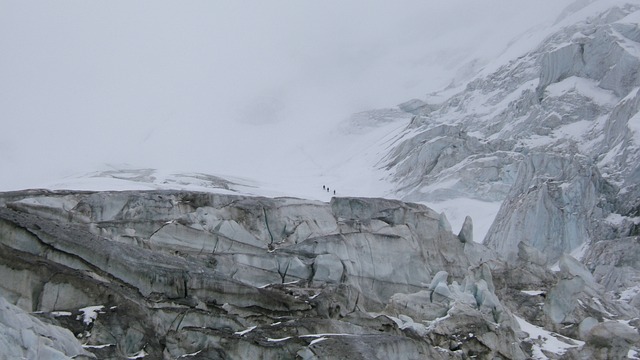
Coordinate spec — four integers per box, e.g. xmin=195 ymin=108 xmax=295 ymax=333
xmin=327 ymin=187 xmax=330 ymax=192
xmin=323 ymin=185 xmax=326 ymax=190
xmin=333 ymin=190 xmax=336 ymax=195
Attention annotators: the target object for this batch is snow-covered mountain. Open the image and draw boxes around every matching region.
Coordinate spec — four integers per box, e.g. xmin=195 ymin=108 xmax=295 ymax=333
xmin=2 ymin=0 xmax=640 ymax=359
xmin=1 ymin=1 xmax=575 ymax=192
xmin=382 ymin=0 xmax=640 ymax=281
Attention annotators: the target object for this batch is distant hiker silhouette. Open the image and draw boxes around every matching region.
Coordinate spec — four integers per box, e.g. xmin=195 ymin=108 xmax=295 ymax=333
xmin=327 ymin=187 xmax=330 ymax=192
xmin=333 ymin=190 xmax=336 ymax=195
xmin=323 ymin=185 xmax=325 ymax=190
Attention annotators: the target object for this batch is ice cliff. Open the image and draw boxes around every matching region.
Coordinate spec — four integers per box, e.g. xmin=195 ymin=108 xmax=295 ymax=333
xmin=0 ymin=190 xmax=637 ymax=359
xmin=0 ymin=190 xmax=516 ymax=359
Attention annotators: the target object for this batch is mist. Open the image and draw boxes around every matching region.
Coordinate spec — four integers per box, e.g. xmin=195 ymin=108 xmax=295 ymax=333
xmin=0 ymin=0 xmax=575 ymax=190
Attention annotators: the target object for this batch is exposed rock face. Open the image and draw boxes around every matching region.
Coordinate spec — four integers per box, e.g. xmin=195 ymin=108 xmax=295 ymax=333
xmin=0 ymin=190 xmax=530 ymax=359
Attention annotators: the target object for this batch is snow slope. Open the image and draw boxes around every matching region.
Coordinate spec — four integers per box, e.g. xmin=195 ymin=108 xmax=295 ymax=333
xmin=1 ymin=1 xmax=574 ymax=196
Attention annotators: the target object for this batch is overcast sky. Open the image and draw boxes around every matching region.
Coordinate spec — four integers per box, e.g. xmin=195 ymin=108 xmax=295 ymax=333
xmin=0 ymin=0 xmax=575 ymax=189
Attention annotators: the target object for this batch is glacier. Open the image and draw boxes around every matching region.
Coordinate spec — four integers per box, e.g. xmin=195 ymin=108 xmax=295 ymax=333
xmin=1 ymin=0 xmax=640 ymax=359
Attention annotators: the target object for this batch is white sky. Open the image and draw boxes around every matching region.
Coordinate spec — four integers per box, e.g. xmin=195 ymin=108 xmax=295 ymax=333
xmin=0 ymin=0 xmax=576 ymax=190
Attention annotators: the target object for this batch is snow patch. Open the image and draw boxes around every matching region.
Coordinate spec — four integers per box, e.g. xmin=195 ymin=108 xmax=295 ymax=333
xmin=606 ymin=213 xmax=625 ymax=225
xmin=234 ymin=326 xmax=256 ymax=336
xmin=299 ymin=333 xmax=353 ymax=338
xmin=82 ymin=343 xmax=114 ymax=349
xmin=178 ymin=349 xmax=203 ymax=358
xmin=309 ymin=337 xmax=328 ymax=346
xmin=515 ymin=316 xmax=584 ymax=359
xmin=619 ymin=285 xmax=640 ymax=302
xmin=552 ymin=120 xmax=593 ymax=143
xmin=78 ymin=305 xmax=104 ymax=326
xmin=521 ymin=290 xmax=546 ymax=296
xmin=267 ymin=336 xmax=291 ymax=342
xmin=51 ymin=311 xmax=72 ymax=317
xmin=605 ymin=213 xmax=640 ymax=226
xmin=127 ymin=349 xmax=147 ymax=359
xmin=545 ymin=76 xmax=618 ymax=106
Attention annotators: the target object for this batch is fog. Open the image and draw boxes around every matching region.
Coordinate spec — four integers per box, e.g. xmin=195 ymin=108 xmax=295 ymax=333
xmin=0 ymin=0 xmax=575 ymax=189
